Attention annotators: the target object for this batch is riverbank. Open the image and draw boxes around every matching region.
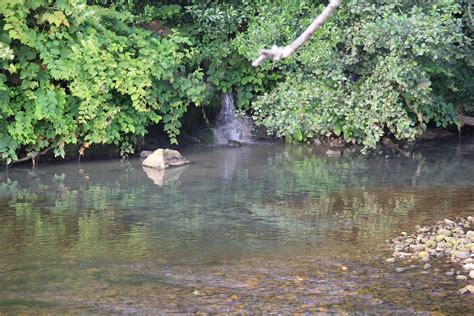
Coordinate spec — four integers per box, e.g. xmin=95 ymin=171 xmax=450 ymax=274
xmin=387 ymin=217 xmax=474 ymax=294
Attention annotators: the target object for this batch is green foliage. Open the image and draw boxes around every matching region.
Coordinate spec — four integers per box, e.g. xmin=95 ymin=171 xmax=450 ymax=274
xmin=238 ymin=0 xmax=472 ymax=147
xmin=1 ymin=0 xmax=472 ymax=162
xmin=0 ymin=0 xmax=204 ymax=164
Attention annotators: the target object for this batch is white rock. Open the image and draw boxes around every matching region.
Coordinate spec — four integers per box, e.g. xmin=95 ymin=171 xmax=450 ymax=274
xmin=142 ymin=149 xmax=166 ymax=169
xmin=466 ymin=230 xmax=474 ymax=242
xmin=463 ymin=263 xmax=474 ymax=271
xmin=142 ymin=148 xmax=189 ymax=170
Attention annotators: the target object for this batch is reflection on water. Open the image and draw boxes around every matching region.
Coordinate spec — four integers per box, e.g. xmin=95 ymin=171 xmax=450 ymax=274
xmin=1 ymin=137 xmax=474 ymax=313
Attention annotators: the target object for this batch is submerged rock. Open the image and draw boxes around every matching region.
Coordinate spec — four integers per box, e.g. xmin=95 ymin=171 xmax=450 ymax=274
xmin=227 ymin=140 xmax=242 ymax=147
xmin=326 ymin=149 xmax=341 ymax=158
xmin=142 ymin=149 xmax=189 ymax=170
xmin=140 ymin=150 xmax=153 ymax=158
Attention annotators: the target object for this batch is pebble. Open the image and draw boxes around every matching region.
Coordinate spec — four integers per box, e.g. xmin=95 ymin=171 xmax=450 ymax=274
xmin=386 ymin=258 xmax=395 ymax=263
xmin=444 ymin=218 xmax=455 ymax=226
xmin=418 ymin=251 xmax=429 ymax=259
xmin=438 ymin=229 xmax=452 ymax=237
xmin=389 ymin=217 xmax=473 ymax=283
xmin=396 ymin=267 xmax=406 ymax=273
xmin=466 ymin=230 xmax=474 ymax=241
xmin=456 ymin=251 xmax=470 ymax=259
xmin=459 ymin=285 xmax=474 ymax=295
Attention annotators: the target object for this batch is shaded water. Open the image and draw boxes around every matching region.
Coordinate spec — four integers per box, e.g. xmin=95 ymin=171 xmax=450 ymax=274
xmin=1 ymin=137 xmax=474 ymax=313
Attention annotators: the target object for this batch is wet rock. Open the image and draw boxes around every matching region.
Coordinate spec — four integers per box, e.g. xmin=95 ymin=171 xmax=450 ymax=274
xmin=389 ymin=217 xmax=473 ymax=281
xmin=227 ymin=140 xmax=242 ymax=147
xmin=438 ymin=229 xmax=452 ymax=237
xmin=459 ymin=285 xmax=474 ymax=295
xmin=463 ymin=263 xmax=474 ymax=271
xmin=326 ymin=149 xmax=341 ymax=158
xmin=140 ymin=150 xmax=153 ymax=158
xmin=444 ymin=218 xmax=455 ymax=226
xmin=142 ymin=149 xmax=189 ymax=170
xmin=467 ymin=231 xmax=474 ymax=242
xmin=418 ymin=251 xmax=429 ymax=259
xmin=410 ymin=244 xmax=424 ymax=252
xmin=143 ymin=149 xmax=165 ymax=169
xmin=456 ymin=251 xmax=470 ymax=260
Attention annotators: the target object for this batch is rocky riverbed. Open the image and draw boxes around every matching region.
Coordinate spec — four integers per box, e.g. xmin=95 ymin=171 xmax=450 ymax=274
xmin=387 ymin=216 xmax=474 ymax=294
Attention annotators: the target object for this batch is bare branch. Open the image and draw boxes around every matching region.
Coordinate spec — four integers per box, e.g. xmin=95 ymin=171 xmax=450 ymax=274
xmin=252 ymin=0 xmax=342 ymax=67
xmin=9 ymin=145 xmax=54 ymax=167
xmin=460 ymin=115 xmax=474 ymax=127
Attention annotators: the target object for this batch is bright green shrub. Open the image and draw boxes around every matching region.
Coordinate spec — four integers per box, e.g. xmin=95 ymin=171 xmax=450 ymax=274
xmin=0 ymin=0 xmax=204 ymax=164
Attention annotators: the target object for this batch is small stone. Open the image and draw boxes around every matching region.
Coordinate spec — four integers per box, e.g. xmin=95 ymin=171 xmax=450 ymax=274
xmin=444 ymin=218 xmax=455 ymax=226
xmin=423 ymin=263 xmax=432 ymax=270
xmin=396 ymin=267 xmax=406 ymax=273
xmin=470 ymin=271 xmax=474 ymax=279
xmin=410 ymin=244 xmax=425 ymax=252
xmin=401 ymin=232 xmax=407 ymax=236
xmin=459 ymin=285 xmax=474 ymax=295
xmin=386 ymin=258 xmax=395 ymax=263
xmin=229 ymin=294 xmax=240 ymax=300
xmin=456 ymin=275 xmax=468 ymax=281
xmin=326 ymin=149 xmax=341 ymax=158
xmin=446 ymin=271 xmax=455 ymax=276
xmin=438 ymin=229 xmax=452 ymax=237
xmin=466 ymin=231 xmax=474 ymax=242
xmin=418 ymin=251 xmax=429 ymax=259
xmin=456 ymin=251 xmax=470 ymax=260
xmin=139 ymin=150 xmax=153 ymax=158
xmin=463 ymin=263 xmax=474 ymax=271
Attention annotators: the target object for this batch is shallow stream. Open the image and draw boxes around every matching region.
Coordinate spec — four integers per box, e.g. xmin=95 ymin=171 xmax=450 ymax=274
xmin=1 ymin=137 xmax=474 ymax=313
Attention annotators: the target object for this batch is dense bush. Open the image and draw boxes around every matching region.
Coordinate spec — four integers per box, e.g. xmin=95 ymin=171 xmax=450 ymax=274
xmin=0 ymin=0 xmax=204 ymax=164
xmin=238 ymin=0 xmax=473 ymax=147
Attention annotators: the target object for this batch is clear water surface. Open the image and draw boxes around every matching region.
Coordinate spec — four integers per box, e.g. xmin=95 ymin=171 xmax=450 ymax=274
xmin=1 ymin=137 xmax=473 ymax=313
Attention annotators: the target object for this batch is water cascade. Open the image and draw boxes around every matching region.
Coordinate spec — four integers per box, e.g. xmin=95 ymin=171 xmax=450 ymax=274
xmin=213 ymin=92 xmax=254 ymax=145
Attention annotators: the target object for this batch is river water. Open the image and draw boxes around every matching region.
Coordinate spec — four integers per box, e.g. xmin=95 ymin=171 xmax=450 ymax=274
xmin=1 ymin=137 xmax=473 ymax=313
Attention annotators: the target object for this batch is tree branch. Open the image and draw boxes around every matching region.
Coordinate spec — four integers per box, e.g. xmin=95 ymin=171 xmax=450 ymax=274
xmin=460 ymin=115 xmax=474 ymax=127
xmin=252 ymin=0 xmax=342 ymax=67
xmin=9 ymin=145 xmax=54 ymax=167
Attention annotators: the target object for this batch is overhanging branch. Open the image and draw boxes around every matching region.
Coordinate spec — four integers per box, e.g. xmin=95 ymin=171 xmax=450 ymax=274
xmin=252 ymin=0 xmax=342 ymax=67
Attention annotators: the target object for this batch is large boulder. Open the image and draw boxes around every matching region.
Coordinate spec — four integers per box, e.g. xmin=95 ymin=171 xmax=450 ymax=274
xmin=142 ymin=149 xmax=189 ymax=170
